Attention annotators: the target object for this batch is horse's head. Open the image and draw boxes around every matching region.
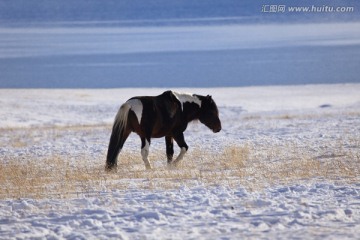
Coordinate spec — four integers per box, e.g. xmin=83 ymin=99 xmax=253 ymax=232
xmin=198 ymin=95 xmax=222 ymax=133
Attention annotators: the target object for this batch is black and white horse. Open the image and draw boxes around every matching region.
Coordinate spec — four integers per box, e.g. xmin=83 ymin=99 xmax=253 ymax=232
xmin=106 ymin=90 xmax=221 ymax=171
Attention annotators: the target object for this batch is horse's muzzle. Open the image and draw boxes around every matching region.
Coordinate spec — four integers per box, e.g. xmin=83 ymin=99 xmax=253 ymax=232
xmin=213 ymin=126 xmax=221 ymax=133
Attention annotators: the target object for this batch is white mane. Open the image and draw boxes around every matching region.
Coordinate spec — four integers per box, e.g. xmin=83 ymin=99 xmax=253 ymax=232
xmin=171 ymin=91 xmax=202 ymax=111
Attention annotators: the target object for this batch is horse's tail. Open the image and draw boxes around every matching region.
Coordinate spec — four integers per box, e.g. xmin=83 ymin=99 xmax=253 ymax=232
xmin=106 ymin=103 xmax=131 ymax=171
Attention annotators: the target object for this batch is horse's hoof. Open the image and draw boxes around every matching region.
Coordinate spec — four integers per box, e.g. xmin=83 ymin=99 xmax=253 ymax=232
xmin=105 ymin=165 xmax=117 ymax=173
xmin=167 ymin=162 xmax=178 ymax=169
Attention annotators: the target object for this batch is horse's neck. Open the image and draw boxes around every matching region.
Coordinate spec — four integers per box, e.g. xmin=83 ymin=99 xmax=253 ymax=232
xmin=182 ymin=104 xmax=201 ymax=122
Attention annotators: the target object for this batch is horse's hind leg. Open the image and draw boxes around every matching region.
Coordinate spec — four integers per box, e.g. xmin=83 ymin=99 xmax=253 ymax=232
xmin=141 ymin=137 xmax=152 ymax=170
xmin=165 ymin=136 xmax=174 ymax=164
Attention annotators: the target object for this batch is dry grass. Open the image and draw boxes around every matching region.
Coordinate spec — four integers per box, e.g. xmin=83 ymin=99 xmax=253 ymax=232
xmin=1 ymin=138 xmax=359 ymax=199
xmin=0 ymin=145 xmax=241 ymax=199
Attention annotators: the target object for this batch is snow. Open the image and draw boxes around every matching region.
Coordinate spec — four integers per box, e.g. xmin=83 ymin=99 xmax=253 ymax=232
xmin=1 ymin=184 xmax=359 ymax=239
xmin=1 ymin=84 xmax=360 ymax=239
xmin=0 ymin=84 xmax=359 ymax=128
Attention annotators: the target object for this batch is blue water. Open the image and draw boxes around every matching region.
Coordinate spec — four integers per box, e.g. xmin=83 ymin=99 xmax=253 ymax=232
xmin=1 ymin=46 xmax=359 ymax=88
xmin=0 ymin=0 xmax=359 ymax=88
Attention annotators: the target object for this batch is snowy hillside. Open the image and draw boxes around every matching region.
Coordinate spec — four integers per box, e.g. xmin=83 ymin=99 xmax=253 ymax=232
xmin=0 ymin=85 xmax=359 ymax=239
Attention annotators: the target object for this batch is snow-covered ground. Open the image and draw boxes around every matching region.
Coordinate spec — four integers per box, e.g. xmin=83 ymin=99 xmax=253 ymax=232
xmin=0 ymin=84 xmax=360 ymax=239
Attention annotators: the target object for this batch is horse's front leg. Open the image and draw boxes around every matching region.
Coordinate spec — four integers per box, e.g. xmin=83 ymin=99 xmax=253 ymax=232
xmin=165 ymin=136 xmax=174 ymax=164
xmin=171 ymin=133 xmax=188 ymax=167
xmin=141 ymin=137 xmax=152 ymax=170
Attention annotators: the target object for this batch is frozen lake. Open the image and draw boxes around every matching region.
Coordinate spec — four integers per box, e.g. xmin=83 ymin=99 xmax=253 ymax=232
xmin=1 ymin=23 xmax=360 ymax=88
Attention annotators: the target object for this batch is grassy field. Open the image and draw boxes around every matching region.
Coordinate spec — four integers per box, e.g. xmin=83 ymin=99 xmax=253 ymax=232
xmin=1 ymin=125 xmax=359 ymax=199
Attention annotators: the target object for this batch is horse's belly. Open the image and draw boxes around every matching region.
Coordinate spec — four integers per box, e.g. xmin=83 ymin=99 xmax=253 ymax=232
xmin=151 ymin=121 xmax=176 ymax=138
xmin=151 ymin=127 xmax=171 ymax=138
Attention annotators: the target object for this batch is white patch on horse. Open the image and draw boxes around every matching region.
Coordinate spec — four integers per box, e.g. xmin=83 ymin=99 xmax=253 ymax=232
xmin=172 ymin=91 xmax=202 ymax=111
xmin=127 ymin=99 xmax=143 ymax=124
xmin=141 ymin=139 xmax=151 ymax=169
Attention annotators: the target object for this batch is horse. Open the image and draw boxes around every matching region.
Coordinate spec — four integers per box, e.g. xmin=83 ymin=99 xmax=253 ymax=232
xmin=105 ymin=90 xmax=221 ymax=171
